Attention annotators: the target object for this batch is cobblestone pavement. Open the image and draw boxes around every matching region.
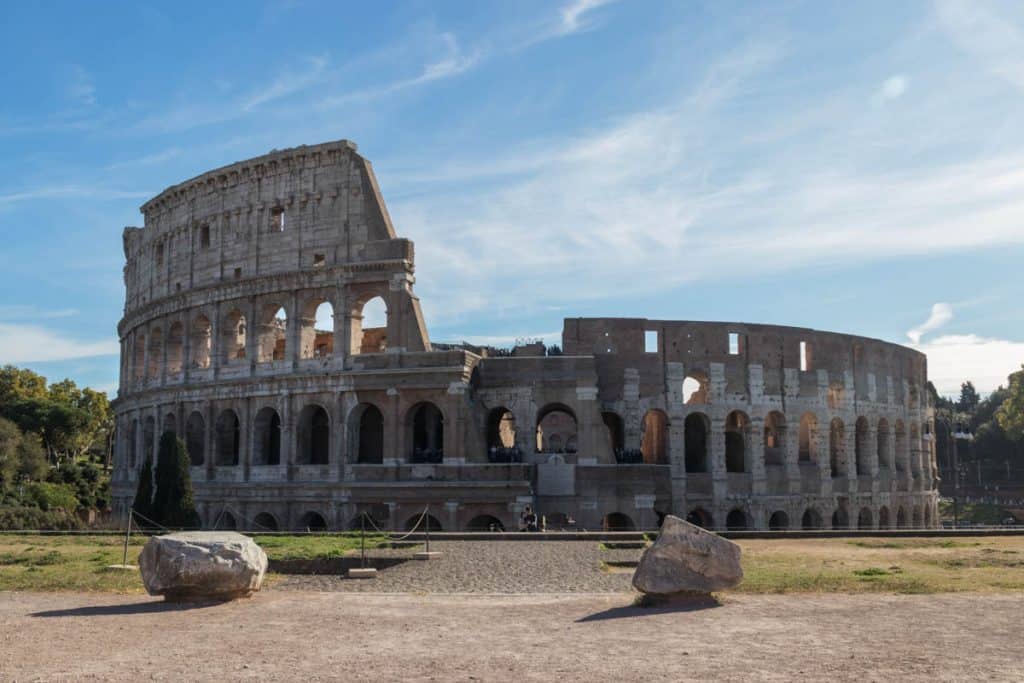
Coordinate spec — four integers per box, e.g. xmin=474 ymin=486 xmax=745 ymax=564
xmin=272 ymin=541 xmax=641 ymax=593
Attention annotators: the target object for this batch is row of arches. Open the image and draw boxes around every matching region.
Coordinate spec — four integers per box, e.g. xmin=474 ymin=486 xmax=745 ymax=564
xmin=128 ymin=295 xmax=388 ymax=381
xmin=126 ymin=400 xmax=443 ymax=468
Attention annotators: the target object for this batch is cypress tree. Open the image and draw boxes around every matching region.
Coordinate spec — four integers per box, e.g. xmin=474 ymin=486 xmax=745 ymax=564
xmin=131 ymin=457 xmax=154 ymax=528
xmin=152 ymin=431 xmax=200 ymax=529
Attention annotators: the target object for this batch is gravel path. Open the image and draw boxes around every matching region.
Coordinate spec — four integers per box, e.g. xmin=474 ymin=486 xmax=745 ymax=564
xmin=2 ymin=591 xmax=1021 ymax=681
xmin=273 ymin=541 xmax=640 ymax=593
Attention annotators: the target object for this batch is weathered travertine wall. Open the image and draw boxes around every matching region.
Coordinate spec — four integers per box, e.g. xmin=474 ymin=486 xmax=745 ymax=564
xmin=111 ymin=140 xmax=938 ymax=532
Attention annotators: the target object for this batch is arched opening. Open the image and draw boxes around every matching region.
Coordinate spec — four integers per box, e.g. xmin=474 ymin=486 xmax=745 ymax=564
xmin=877 ymin=418 xmax=891 ymax=469
xmin=350 ymin=403 xmax=384 ymax=464
xmin=896 ymin=506 xmax=908 ymax=529
xmin=405 ymin=513 xmax=443 ymax=531
xmin=768 ymin=510 xmax=789 ymax=530
xmin=726 ymin=509 xmax=749 ymax=530
xmin=682 ymin=374 xmax=708 ymax=404
xmin=215 ymin=409 xmax=240 ymax=466
xmin=832 ymin=507 xmax=849 ymax=529
xmin=190 ymin=315 xmax=212 ymax=369
xmin=487 ymin=407 xmax=517 ymax=452
xmin=297 ymin=404 xmax=330 ymax=465
xmin=536 ymin=404 xmax=577 ymax=454
xmin=604 ymin=512 xmax=636 ymax=531
xmin=128 ymin=419 xmax=139 ymax=469
xmin=256 ymin=304 xmax=287 ymax=362
xmin=686 ymin=508 xmax=713 ymax=529
xmin=217 ymin=511 xmax=237 ymax=530
xmin=725 ymin=410 xmax=750 ymax=473
xmin=351 ymin=295 xmax=388 ymax=354
xmin=166 ymin=322 xmax=184 ymax=375
xmin=801 ymin=508 xmax=823 ymax=530
xmin=132 ymin=334 xmax=145 ymax=380
xmin=253 ymin=407 xmax=281 ymax=466
xmin=147 ymin=327 xmax=163 ymax=378
xmin=855 ymin=417 xmax=870 ymax=475
xmin=185 ymin=412 xmax=205 ymax=466
xmin=299 ymin=511 xmax=328 ymax=531
xmin=408 ymin=402 xmax=444 ymax=463
xmin=857 ymin=507 xmax=873 ymax=529
xmin=640 ymin=409 xmax=669 ymax=464
xmin=684 ymin=412 xmax=709 ymax=473
xmin=878 ymin=506 xmax=891 ymax=529
xmin=162 ymin=413 xmax=177 ymax=436
xmin=829 ymin=418 xmax=846 ymax=477
xmin=912 ymin=506 xmax=923 ymax=528
xmin=894 ymin=420 xmax=907 ymax=473
xmin=764 ymin=411 xmax=787 ymax=466
xmin=466 ymin=515 xmax=505 ymax=531
xmin=798 ymin=412 xmax=818 ymax=463
xmin=253 ymin=512 xmax=279 ymax=531
xmin=301 ymin=299 xmax=335 ymax=359
xmin=143 ymin=416 xmax=156 ymax=463
xmin=222 ymin=309 xmax=247 ymax=362
xmin=602 ymin=411 xmax=625 ymax=461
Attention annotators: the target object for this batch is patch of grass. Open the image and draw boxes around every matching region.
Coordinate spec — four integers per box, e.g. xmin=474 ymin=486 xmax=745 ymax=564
xmin=0 ymin=535 xmax=148 ymax=593
xmin=253 ymin=534 xmax=388 ymax=561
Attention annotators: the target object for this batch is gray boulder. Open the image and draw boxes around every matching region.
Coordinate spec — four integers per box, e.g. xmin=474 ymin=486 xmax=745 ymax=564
xmin=632 ymin=515 xmax=743 ymax=595
xmin=139 ymin=531 xmax=268 ymax=601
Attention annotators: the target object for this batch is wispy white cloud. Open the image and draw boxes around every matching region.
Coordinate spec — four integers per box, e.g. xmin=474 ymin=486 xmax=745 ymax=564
xmin=558 ymin=0 xmax=617 ymax=36
xmin=0 ymin=323 xmax=119 ymax=363
xmin=0 ymin=185 xmax=151 ymax=206
xmin=878 ymin=74 xmax=909 ymax=101
xmin=105 ymin=147 xmax=182 ymax=170
xmin=242 ymin=53 xmax=329 ymax=111
xmin=0 ymin=306 xmax=79 ymax=321
xmin=907 ymin=302 xmax=954 ymax=344
xmin=912 ymin=333 xmax=1024 ymax=395
xmin=936 ymin=0 xmax=1024 ymax=89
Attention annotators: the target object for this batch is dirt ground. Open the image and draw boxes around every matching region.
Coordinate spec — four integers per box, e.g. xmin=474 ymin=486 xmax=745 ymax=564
xmin=1 ymin=591 xmax=1021 ymax=681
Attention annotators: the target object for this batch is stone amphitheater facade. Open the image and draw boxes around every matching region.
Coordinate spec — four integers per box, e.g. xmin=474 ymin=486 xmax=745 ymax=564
xmin=111 ymin=139 xmax=940 ymax=532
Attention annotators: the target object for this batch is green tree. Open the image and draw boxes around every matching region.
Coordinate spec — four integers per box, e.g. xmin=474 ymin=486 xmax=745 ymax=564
xmin=151 ymin=432 xmax=200 ymax=528
xmin=957 ymin=381 xmax=981 ymax=414
xmin=0 ymin=365 xmax=47 ymax=405
xmin=0 ymin=417 xmax=22 ymax=487
xmin=995 ymin=366 xmax=1024 ymax=441
xmin=132 ymin=457 xmax=155 ymax=526
xmin=16 ymin=434 xmax=48 ymax=482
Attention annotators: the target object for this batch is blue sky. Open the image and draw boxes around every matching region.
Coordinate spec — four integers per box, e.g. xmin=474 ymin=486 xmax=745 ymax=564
xmin=2 ymin=0 xmax=1024 ymax=396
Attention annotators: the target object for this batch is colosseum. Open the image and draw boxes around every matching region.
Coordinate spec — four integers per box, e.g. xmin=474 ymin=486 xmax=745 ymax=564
xmin=111 ymin=139 xmax=940 ymax=532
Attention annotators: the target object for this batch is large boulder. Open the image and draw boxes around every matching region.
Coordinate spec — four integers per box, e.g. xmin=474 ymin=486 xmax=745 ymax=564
xmin=139 ymin=531 xmax=268 ymax=601
xmin=632 ymin=515 xmax=743 ymax=595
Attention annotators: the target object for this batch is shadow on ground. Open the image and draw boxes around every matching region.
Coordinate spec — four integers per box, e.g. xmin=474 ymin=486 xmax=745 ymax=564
xmin=31 ymin=600 xmax=228 ymax=618
xmin=577 ymin=595 xmax=722 ymax=622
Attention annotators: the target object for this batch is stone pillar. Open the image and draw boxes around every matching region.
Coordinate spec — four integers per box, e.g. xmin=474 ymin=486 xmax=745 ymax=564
xmin=750 ymin=415 xmax=766 ymax=493
xmin=623 ymin=369 xmax=641 ymax=453
xmin=288 ymin=290 xmax=302 ymax=366
xmin=245 ymin=299 xmax=258 ymax=374
xmin=386 ymin=388 xmax=402 ymax=463
xmin=280 ymin=392 xmax=293 ymax=478
xmin=666 ymin=363 xmax=687 ymax=515
xmin=710 ymin=416 xmax=727 ymax=507
xmin=575 ymin=387 xmax=599 ymax=464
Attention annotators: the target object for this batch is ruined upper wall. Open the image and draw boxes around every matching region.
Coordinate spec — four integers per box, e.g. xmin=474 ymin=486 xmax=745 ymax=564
xmin=121 ymin=139 xmax=403 ymax=313
xmin=563 ymin=318 xmax=928 ymax=408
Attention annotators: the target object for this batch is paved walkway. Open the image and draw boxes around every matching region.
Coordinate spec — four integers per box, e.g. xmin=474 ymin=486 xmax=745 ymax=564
xmin=273 ymin=540 xmax=639 ymax=593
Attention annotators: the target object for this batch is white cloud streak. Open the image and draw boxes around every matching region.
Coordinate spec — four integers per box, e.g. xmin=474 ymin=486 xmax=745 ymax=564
xmin=936 ymin=0 xmax=1024 ymax=89
xmin=559 ymin=0 xmax=617 ymax=36
xmin=912 ymin=333 xmax=1024 ymax=395
xmin=907 ymin=302 xmax=954 ymax=344
xmin=0 ymin=324 xmax=119 ymax=363
xmin=0 ymin=186 xmax=151 ymax=206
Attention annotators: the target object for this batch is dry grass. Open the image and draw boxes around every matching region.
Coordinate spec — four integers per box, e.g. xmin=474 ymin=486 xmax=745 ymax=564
xmin=734 ymin=536 xmax=1024 ymax=594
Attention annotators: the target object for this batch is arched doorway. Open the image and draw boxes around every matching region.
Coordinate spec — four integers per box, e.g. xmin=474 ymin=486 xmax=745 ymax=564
xmin=466 ymin=515 xmax=505 ymax=531
xmin=405 ymin=513 xmax=443 ymax=531
xmin=877 ymin=418 xmax=891 ymax=469
xmin=536 ymin=404 xmax=577 ymax=454
xmin=768 ymin=510 xmax=789 ymax=530
xmin=487 ymin=407 xmax=517 ymax=461
xmin=764 ymin=411 xmax=787 ymax=466
xmin=684 ymin=413 xmax=709 ymax=473
xmin=801 ymin=508 xmax=823 ymax=530
xmin=185 ymin=411 xmax=205 ymax=467
xmin=857 ymin=507 xmax=873 ymax=529
xmin=351 ymin=403 xmax=384 ymax=464
xmin=686 ymin=508 xmax=713 ymax=529
xmin=297 ymin=404 xmax=330 ymax=465
xmin=725 ymin=411 xmax=750 ymax=473
xmin=830 ymin=418 xmax=846 ymax=477
xmin=896 ymin=506 xmax=908 ymax=529
xmin=855 ymin=417 xmax=870 ymax=475
xmin=215 ymin=409 xmax=240 ymax=466
xmin=878 ymin=506 xmax=891 ymax=529
xmin=299 ymin=511 xmax=328 ymax=531
xmin=603 ymin=512 xmax=636 ymax=531
xmin=798 ymin=413 xmax=818 ymax=463
xmin=253 ymin=407 xmax=282 ymax=466
xmin=408 ymin=402 xmax=444 ymax=463
xmin=725 ymin=509 xmax=749 ymax=530
xmin=832 ymin=507 xmax=850 ymax=529
xmin=217 ymin=511 xmax=237 ymax=530
xmin=640 ymin=409 xmax=669 ymax=464
xmin=602 ymin=411 xmax=625 ymax=460
xmin=253 ymin=512 xmax=279 ymax=531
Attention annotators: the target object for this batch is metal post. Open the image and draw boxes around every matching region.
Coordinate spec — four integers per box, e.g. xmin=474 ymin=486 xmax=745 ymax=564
xmin=122 ymin=509 xmax=133 ymax=566
xmin=425 ymin=505 xmax=430 ymax=554
xmin=360 ymin=512 xmax=366 ymax=569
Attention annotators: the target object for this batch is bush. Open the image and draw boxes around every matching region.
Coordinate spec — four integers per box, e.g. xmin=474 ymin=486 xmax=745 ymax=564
xmin=152 ymin=432 xmax=200 ymax=529
xmin=24 ymin=481 xmax=79 ymax=512
xmin=0 ymin=505 xmax=82 ymax=530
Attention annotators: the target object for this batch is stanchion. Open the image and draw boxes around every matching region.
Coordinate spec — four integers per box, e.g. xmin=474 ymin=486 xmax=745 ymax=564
xmin=413 ymin=505 xmax=442 ymax=560
xmin=106 ymin=509 xmax=136 ymax=571
xmin=348 ymin=512 xmax=377 ymax=579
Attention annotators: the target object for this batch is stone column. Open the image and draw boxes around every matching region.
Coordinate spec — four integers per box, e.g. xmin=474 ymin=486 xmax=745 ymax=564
xmin=710 ymin=416 xmax=727 ymax=506
xmin=385 ymin=388 xmax=402 ymax=463
xmin=575 ymin=387 xmax=599 ymax=464
xmin=280 ymin=392 xmax=293 ymax=479
xmin=750 ymin=416 xmax=766 ymax=494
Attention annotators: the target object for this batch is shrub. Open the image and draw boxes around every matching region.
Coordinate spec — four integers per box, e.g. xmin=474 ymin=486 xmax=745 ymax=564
xmin=24 ymin=481 xmax=79 ymax=512
xmin=0 ymin=505 xmax=82 ymax=530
